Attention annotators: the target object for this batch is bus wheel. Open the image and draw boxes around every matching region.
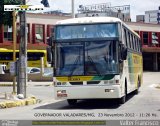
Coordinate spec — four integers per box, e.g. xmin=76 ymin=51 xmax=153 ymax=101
xmin=67 ymin=99 xmax=77 ymax=106
xmin=135 ymin=78 xmax=140 ymax=95
xmin=119 ymin=84 xmax=127 ymax=104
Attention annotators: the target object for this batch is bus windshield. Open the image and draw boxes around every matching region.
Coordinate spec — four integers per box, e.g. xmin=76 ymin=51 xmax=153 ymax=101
xmin=56 ymin=23 xmax=118 ymax=40
xmin=56 ymin=41 xmax=118 ymax=76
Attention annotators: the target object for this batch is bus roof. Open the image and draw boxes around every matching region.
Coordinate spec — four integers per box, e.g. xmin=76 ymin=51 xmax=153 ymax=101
xmin=56 ymin=17 xmax=122 ymax=25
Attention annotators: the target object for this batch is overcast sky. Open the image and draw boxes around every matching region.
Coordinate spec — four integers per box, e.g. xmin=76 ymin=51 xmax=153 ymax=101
xmin=27 ymin=0 xmax=160 ymax=21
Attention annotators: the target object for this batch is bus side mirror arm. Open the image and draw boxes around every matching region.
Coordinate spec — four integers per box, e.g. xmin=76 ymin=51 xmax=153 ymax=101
xmin=122 ymin=46 xmax=127 ymax=60
xmin=47 ymin=35 xmax=55 ymax=66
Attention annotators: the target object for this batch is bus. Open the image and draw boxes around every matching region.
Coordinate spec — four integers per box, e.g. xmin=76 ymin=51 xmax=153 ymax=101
xmin=0 ymin=48 xmax=49 ymax=69
xmin=52 ymin=17 xmax=143 ymax=105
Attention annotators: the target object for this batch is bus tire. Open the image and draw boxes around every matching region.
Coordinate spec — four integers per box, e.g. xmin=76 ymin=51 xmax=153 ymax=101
xmin=67 ymin=99 xmax=77 ymax=106
xmin=119 ymin=81 xmax=127 ymax=104
xmin=135 ymin=77 xmax=141 ymax=95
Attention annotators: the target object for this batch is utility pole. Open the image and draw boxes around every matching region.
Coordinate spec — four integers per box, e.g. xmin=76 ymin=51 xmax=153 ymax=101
xmin=17 ymin=0 xmax=27 ymax=98
xmin=71 ymin=0 xmax=75 ymax=18
xmin=12 ymin=11 xmax=17 ymax=94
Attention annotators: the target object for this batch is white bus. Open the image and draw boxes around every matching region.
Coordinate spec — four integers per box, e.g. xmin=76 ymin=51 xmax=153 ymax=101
xmin=52 ymin=17 xmax=143 ymax=105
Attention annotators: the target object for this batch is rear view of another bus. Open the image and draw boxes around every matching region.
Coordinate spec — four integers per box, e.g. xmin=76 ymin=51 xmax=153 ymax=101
xmin=0 ymin=48 xmax=12 ymax=69
xmin=27 ymin=50 xmax=49 ymax=68
xmin=0 ymin=48 xmax=49 ymax=69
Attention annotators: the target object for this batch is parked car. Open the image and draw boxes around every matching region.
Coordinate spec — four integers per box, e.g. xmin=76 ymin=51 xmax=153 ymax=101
xmin=27 ymin=67 xmax=40 ymax=74
xmin=0 ymin=64 xmax=7 ymax=74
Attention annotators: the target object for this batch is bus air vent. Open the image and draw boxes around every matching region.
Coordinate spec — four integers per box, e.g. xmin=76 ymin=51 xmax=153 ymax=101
xmin=87 ymin=81 xmax=100 ymax=84
xmin=69 ymin=82 xmax=83 ymax=85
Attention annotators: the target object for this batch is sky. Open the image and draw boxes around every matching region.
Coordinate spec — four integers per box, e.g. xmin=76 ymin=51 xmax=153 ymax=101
xmin=27 ymin=0 xmax=160 ymax=21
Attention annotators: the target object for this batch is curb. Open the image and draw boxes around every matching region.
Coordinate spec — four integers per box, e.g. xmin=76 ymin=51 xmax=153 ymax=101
xmin=0 ymin=84 xmax=17 ymax=87
xmin=34 ymin=84 xmax=53 ymax=87
xmin=0 ymin=97 xmax=37 ymax=109
xmin=0 ymin=83 xmax=53 ymax=87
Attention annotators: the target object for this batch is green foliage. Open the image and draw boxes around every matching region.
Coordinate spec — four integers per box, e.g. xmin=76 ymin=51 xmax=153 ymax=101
xmin=0 ymin=0 xmax=21 ymax=26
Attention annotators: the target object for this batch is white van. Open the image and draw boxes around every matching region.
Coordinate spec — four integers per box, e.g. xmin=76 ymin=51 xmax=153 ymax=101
xmin=0 ymin=64 xmax=7 ymax=74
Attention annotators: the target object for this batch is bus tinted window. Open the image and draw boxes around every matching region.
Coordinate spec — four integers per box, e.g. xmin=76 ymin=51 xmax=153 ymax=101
xmin=127 ymin=31 xmax=130 ymax=49
xmin=132 ymin=34 xmax=136 ymax=50
xmin=123 ymin=28 xmax=127 ymax=47
xmin=136 ymin=38 xmax=139 ymax=52
xmin=0 ymin=52 xmax=13 ymax=60
xmin=28 ymin=52 xmax=44 ymax=60
xmin=126 ymin=30 xmax=130 ymax=48
xmin=139 ymin=39 xmax=142 ymax=52
xmin=128 ymin=32 xmax=132 ymax=49
xmin=56 ymin=23 xmax=119 ymax=40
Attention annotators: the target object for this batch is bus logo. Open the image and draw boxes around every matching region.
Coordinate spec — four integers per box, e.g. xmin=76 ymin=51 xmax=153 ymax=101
xmin=18 ymin=5 xmax=31 ymax=9
xmin=68 ymin=77 xmax=80 ymax=81
xmin=4 ymin=5 xmax=44 ymax=11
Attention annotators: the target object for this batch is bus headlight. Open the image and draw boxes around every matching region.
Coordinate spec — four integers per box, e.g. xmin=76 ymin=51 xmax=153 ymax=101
xmin=62 ymin=82 xmax=67 ymax=85
xmin=57 ymin=82 xmax=61 ymax=85
xmin=104 ymin=80 xmax=108 ymax=84
xmin=107 ymin=80 xmax=120 ymax=85
xmin=109 ymin=80 xmax=114 ymax=84
xmin=55 ymin=82 xmax=67 ymax=86
xmin=105 ymin=89 xmax=115 ymax=92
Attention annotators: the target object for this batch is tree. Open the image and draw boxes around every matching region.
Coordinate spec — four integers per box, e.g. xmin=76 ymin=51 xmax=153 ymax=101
xmin=0 ymin=0 xmax=21 ymax=26
xmin=41 ymin=0 xmax=50 ymax=7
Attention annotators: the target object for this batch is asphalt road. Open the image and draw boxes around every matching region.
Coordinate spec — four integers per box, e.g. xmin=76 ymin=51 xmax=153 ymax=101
xmin=0 ymin=72 xmax=160 ymax=120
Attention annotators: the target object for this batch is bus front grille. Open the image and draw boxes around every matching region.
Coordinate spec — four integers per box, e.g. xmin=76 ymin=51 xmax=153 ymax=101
xmin=87 ymin=81 xmax=100 ymax=84
xmin=69 ymin=82 xmax=83 ymax=85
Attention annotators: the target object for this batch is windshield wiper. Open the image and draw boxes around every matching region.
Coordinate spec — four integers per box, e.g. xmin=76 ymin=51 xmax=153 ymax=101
xmin=69 ymin=56 xmax=80 ymax=76
xmin=87 ymin=56 xmax=102 ymax=76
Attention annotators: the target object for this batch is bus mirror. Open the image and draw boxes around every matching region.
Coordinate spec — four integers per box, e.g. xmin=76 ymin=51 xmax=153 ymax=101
xmin=47 ymin=36 xmax=54 ymax=46
xmin=119 ymin=44 xmax=127 ymax=62
xmin=122 ymin=46 xmax=127 ymax=60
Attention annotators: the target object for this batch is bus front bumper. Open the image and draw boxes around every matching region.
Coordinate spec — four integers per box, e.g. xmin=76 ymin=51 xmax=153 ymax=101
xmin=54 ymin=85 xmax=122 ymax=100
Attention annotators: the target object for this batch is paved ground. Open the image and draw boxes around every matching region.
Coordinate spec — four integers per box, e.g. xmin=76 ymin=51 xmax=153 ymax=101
xmin=0 ymin=72 xmax=160 ymax=120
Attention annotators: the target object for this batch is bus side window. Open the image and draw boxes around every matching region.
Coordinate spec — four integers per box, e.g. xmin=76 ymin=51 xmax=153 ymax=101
xmin=139 ymin=39 xmax=142 ymax=52
xmin=123 ymin=28 xmax=127 ymax=47
xmin=136 ymin=37 xmax=139 ymax=52
xmin=133 ymin=35 xmax=137 ymax=52
xmin=138 ymin=38 xmax=140 ymax=52
xmin=128 ymin=32 xmax=131 ymax=49
xmin=130 ymin=34 xmax=134 ymax=50
xmin=28 ymin=52 xmax=41 ymax=60
xmin=127 ymin=31 xmax=131 ymax=49
xmin=132 ymin=34 xmax=136 ymax=51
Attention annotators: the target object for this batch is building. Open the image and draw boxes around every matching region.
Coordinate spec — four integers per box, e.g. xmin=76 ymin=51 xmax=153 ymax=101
xmin=76 ymin=3 xmax=131 ymax=22
xmin=0 ymin=13 xmax=71 ymax=50
xmin=76 ymin=3 xmax=160 ymax=71
xmin=145 ymin=6 xmax=160 ymax=24
xmin=136 ymin=15 xmax=145 ymax=22
xmin=44 ymin=10 xmax=71 ymax=16
xmin=126 ymin=22 xmax=160 ymax=71
xmin=0 ymin=12 xmax=160 ymax=71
